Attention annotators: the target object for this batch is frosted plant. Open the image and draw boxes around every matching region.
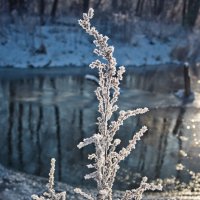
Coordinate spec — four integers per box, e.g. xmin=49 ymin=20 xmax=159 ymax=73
xmin=75 ymin=8 xmax=162 ymax=200
xmin=32 ymin=158 xmax=66 ymax=200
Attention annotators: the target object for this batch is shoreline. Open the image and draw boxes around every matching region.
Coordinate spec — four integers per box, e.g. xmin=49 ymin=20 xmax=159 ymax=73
xmin=0 ymin=163 xmax=199 ymax=200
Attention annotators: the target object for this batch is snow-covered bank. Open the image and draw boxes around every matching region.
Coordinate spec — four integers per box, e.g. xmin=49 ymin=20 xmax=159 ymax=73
xmin=0 ymin=163 xmax=200 ymax=200
xmin=0 ymin=19 xmax=182 ymax=68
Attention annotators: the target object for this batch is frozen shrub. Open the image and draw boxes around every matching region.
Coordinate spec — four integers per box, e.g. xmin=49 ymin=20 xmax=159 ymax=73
xmin=31 ymin=158 xmax=66 ymax=200
xmin=74 ymin=8 xmax=162 ymax=200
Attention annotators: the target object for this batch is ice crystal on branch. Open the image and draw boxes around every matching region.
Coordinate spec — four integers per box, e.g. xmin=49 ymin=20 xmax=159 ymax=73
xmin=75 ymin=8 xmax=162 ymax=200
xmin=31 ymin=158 xmax=66 ymax=200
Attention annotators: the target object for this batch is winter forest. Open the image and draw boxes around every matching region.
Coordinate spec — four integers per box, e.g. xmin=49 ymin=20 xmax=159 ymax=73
xmin=0 ymin=0 xmax=200 ymax=200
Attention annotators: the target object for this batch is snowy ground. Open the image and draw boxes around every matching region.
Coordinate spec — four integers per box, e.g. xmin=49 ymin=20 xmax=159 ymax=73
xmin=0 ymin=163 xmax=200 ymax=200
xmin=0 ymin=16 xmax=186 ymax=68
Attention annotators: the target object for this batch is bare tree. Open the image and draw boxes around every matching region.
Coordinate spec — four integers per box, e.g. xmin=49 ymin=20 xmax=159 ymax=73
xmin=39 ymin=0 xmax=45 ymax=25
xmin=8 ymin=0 xmax=27 ymax=23
xmin=93 ymin=0 xmax=102 ymax=10
xmin=83 ymin=0 xmax=90 ymax=13
xmin=50 ymin=0 xmax=59 ymax=22
xmin=8 ymin=0 xmax=16 ymax=12
xmin=152 ymin=0 xmax=165 ymax=16
xmin=182 ymin=0 xmax=200 ymax=28
xmin=112 ymin=0 xmax=119 ymax=12
xmin=135 ymin=0 xmax=145 ymax=16
xmin=8 ymin=0 xmax=26 ymax=14
xmin=119 ymin=0 xmax=133 ymax=14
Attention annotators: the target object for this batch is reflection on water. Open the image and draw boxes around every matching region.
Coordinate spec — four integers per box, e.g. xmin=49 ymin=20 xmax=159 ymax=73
xmin=0 ymin=67 xmax=200 ymax=189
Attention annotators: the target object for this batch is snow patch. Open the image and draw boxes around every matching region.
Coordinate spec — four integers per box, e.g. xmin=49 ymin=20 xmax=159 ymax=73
xmin=0 ymin=21 xmax=179 ymax=68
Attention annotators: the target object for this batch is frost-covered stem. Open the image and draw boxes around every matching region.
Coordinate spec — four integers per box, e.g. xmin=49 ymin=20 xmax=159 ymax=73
xmin=108 ymin=108 xmax=148 ymax=141
xmin=48 ymin=158 xmax=56 ymax=192
xmin=31 ymin=158 xmax=66 ymax=200
xmin=121 ymin=177 xmax=162 ymax=200
xmin=79 ymin=9 xmax=118 ymax=199
xmin=117 ymin=126 xmax=148 ymax=162
xmin=78 ymin=8 xmax=154 ymax=200
xmin=74 ymin=188 xmax=94 ymax=200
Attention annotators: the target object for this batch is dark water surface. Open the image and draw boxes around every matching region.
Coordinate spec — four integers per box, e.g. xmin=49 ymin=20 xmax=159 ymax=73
xmin=0 ymin=66 xmax=200 ymax=190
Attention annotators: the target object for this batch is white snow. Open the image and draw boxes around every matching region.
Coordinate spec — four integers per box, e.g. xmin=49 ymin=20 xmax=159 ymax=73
xmin=0 ymin=18 xmax=183 ymax=68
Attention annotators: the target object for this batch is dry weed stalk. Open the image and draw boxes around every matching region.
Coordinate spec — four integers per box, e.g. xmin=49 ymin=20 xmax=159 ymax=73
xmin=31 ymin=158 xmax=66 ymax=200
xmin=74 ymin=8 xmax=162 ymax=200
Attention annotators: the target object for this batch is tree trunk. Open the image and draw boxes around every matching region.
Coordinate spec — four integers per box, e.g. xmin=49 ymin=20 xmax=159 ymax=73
xmin=153 ymin=0 xmax=165 ymax=16
xmin=153 ymin=0 xmax=157 ymax=14
xmin=184 ymin=63 xmax=191 ymax=97
xmin=120 ymin=0 xmax=132 ymax=14
xmin=135 ymin=0 xmax=145 ymax=16
xmin=8 ymin=0 xmax=15 ymax=12
xmin=182 ymin=0 xmax=187 ymax=25
xmin=112 ymin=0 xmax=118 ymax=12
xmin=51 ymin=0 xmax=59 ymax=22
xmin=135 ymin=0 xmax=141 ymax=16
xmin=17 ymin=0 xmax=26 ymax=15
xmin=83 ymin=0 xmax=90 ymax=13
xmin=187 ymin=0 xmax=200 ymax=27
xmin=9 ymin=0 xmax=25 ymax=12
xmin=94 ymin=0 xmax=102 ymax=9
xmin=182 ymin=0 xmax=200 ymax=28
xmin=39 ymin=0 xmax=45 ymax=25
